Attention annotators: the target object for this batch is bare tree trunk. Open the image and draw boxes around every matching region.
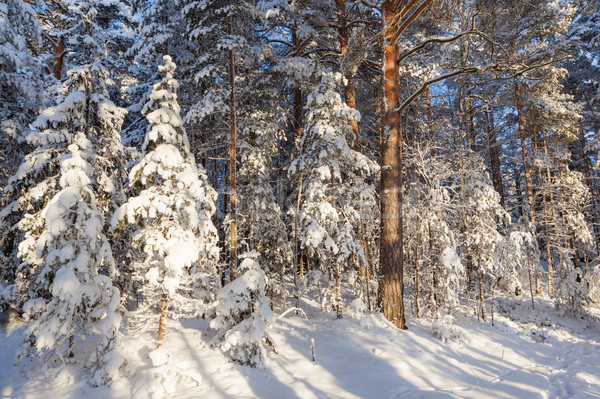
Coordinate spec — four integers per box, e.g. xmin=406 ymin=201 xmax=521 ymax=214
xmin=486 ymin=104 xmax=504 ymax=206
xmin=157 ymin=293 xmax=168 ymax=347
xmin=53 ymin=35 xmax=65 ymax=80
xmin=515 ymin=82 xmax=535 ymax=225
xmin=228 ymin=29 xmax=237 ymax=280
xmin=479 ymin=273 xmax=486 ymax=322
xmin=335 ymin=0 xmax=360 ymax=151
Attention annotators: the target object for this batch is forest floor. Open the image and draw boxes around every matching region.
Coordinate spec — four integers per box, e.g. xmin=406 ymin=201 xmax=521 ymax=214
xmin=1 ymin=292 xmax=599 ymax=399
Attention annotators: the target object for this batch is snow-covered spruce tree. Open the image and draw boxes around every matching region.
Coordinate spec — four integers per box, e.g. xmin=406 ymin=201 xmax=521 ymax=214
xmin=0 ymin=69 xmax=91 ymax=310
xmin=113 ymin=56 xmax=219 ymax=346
xmin=288 ymin=72 xmax=377 ymax=317
xmin=495 ymin=227 xmax=540 ymax=304
xmin=16 ymin=133 xmax=124 ymax=386
xmin=553 ymin=169 xmax=593 ymax=314
xmin=127 ymin=0 xmax=194 ymax=148
xmin=0 ymin=0 xmax=50 ymax=285
xmin=210 ymin=256 xmax=275 ymax=367
xmin=0 ymin=0 xmax=130 ymax=310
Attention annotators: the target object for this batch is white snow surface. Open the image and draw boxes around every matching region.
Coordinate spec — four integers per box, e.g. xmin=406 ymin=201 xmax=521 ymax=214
xmin=1 ymin=294 xmax=599 ymax=398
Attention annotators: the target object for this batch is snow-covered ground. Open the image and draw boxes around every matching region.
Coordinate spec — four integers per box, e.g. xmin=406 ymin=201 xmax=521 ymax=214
xmin=1 ymin=294 xmax=599 ymax=399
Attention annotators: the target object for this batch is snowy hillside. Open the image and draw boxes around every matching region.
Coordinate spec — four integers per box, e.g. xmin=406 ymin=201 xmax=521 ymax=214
xmin=2 ymin=294 xmax=599 ymax=399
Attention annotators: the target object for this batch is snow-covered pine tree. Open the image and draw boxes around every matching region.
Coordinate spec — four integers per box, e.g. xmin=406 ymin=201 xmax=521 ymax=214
xmin=237 ymin=99 xmax=293 ymax=307
xmin=288 ymin=72 xmax=377 ymax=317
xmin=17 ymin=132 xmax=123 ymax=386
xmin=113 ymin=56 xmax=219 ymax=346
xmin=210 ymin=256 xmax=275 ymax=367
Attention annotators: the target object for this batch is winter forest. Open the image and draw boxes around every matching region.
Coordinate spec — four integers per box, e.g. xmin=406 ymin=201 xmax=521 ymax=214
xmin=1 ymin=0 xmax=600 ymax=397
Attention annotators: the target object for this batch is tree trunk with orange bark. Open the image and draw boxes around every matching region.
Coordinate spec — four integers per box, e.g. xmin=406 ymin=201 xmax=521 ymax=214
xmin=334 ymin=0 xmax=360 ymax=151
xmin=380 ymin=1 xmax=405 ymax=330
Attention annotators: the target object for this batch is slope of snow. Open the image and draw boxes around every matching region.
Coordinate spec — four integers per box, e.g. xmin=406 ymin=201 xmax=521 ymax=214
xmin=1 ymin=295 xmax=599 ymax=399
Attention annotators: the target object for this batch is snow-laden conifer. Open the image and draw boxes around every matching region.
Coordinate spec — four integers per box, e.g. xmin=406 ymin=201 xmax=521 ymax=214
xmin=0 ymin=0 xmax=47 ymax=142
xmin=113 ymin=56 xmax=219 ymax=345
xmin=0 ymin=70 xmax=90 ymax=310
xmin=17 ymin=132 xmax=124 ymax=386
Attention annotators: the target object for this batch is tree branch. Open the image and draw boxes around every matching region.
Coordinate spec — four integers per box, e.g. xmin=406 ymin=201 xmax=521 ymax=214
xmin=396 ymin=67 xmax=479 ymax=114
xmin=397 ymin=29 xmax=508 ymax=64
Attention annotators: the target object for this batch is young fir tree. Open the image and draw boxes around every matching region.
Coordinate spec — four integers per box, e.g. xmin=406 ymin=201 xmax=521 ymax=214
xmin=16 ymin=132 xmax=123 ymax=386
xmin=288 ymin=73 xmax=378 ymax=317
xmin=210 ymin=256 xmax=275 ymax=367
xmin=113 ymin=56 xmax=219 ymax=347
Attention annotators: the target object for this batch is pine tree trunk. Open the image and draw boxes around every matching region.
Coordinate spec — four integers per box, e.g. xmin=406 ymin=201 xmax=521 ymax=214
xmin=514 ymin=166 xmax=523 ymax=219
xmin=335 ymin=0 xmax=360 ymax=151
xmin=334 ymin=260 xmax=342 ymax=318
xmin=486 ymin=104 xmax=505 ymax=206
xmin=52 ymin=36 xmax=65 ymax=80
xmin=228 ymin=30 xmax=237 ymax=280
xmin=157 ymin=293 xmax=168 ymax=348
xmin=538 ymin=167 xmax=555 ymax=296
xmin=479 ymin=273 xmax=487 ymax=322
xmin=515 ymin=82 xmax=535 ymax=225
xmin=414 ymin=210 xmax=425 ymax=318
xmin=380 ymin=1 xmax=405 ymax=330
xmin=425 ymin=85 xmax=435 ymax=157
xmin=293 ymin=88 xmax=303 ymax=139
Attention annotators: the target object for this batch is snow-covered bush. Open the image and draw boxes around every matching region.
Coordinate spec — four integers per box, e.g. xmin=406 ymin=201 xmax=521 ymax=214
xmin=132 ymin=347 xmax=202 ymax=399
xmin=210 ymin=257 xmax=275 ymax=367
xmin=586 ymin=266 xmax=600 ymax=304
xmin=555 ymin=252 xmax=588 ymax=315
xmin=432 ymin=314 xmax=468 ymax=344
